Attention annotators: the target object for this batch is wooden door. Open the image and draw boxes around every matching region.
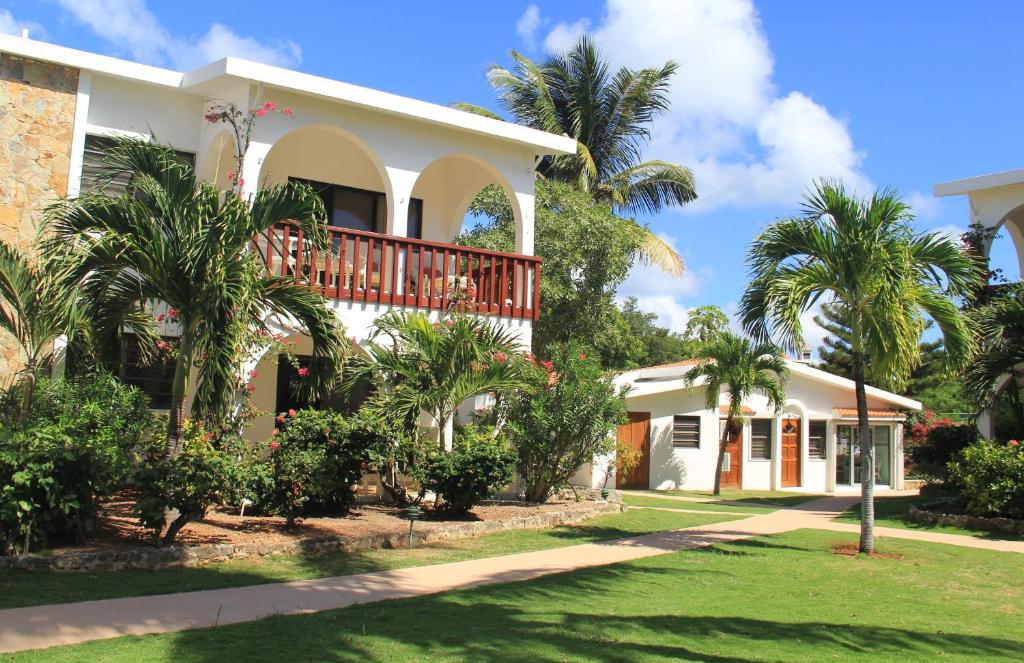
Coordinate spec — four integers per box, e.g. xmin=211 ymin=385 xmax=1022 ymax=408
xmin=719 ymin=420 xmax=743 ymax=489
xmin=781 ymin=418 xmax=801 ymax=487
xmin=616 ymin=412 xmax=650 ymax=489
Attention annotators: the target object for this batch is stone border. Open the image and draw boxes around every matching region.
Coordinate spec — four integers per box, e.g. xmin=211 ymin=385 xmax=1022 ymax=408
xmin=908 ymin=504 xmax=1024 ymax=535
xmin=0 ymin=501 xmax=623 ymax=572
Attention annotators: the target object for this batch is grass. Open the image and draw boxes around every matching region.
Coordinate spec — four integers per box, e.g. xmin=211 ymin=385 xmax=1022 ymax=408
xmin=835 ymin=495 xmax=1023 ymax=541
xmin=0 ymin=508 xmax=740 ymax=610
xmin=637 ymin=488 xmax=823 ymax=508
xmin=621 ymin=494 xmax=771 ymax=514
xmin=11 ymin=528 xmax=1022 ymax=662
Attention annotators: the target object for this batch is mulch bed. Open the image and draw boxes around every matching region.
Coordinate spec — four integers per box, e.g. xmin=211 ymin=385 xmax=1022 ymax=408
xmin=48 ymin=496 xmax=593 ymax=554
xmin=831 ymin=542 xmax=904 ymax=560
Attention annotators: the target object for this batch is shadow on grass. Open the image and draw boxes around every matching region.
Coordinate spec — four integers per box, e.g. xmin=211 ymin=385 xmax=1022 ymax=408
xmin=838 ymin=496 xmax=1023 ymax=542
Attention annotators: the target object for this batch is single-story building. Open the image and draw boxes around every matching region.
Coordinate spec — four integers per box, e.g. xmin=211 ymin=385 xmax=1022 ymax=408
xmin=573 ymin=358 xmax=922 ymax=494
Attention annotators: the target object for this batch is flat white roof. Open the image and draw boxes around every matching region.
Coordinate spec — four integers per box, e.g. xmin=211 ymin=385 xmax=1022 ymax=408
xmin=0 ymin=34 xmax=577 ymax=156
xmin=934 ymin=168 xmax=1024 ymax=197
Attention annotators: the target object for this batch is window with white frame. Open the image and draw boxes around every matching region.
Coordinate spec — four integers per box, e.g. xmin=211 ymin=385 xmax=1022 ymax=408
xmin=750 ymin=419 xmax=772 ymax=459
xmin=808 ymin=420 xmax=827 ymax=459
xmin=672 ymin=415 xmax=700 ymax=448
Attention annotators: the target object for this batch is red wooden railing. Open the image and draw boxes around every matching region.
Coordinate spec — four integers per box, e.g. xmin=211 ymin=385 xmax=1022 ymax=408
xmin=255 ymin=224 xmax=542 ymax=321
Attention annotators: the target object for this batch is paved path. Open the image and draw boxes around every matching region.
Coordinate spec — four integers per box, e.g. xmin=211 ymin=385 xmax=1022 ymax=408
xmin=1 ymin=494 xmax=1020 ymax=654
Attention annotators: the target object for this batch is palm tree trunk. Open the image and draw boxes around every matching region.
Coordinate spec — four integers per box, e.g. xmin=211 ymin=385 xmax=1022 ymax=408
xmin=165 ymin=330 xmax=194 ymax=459
xmin=17 ymin=364 xmax=36 ymax=424
xmin=851 ymin=346 xmax=875 ymax=554
xmin=714 ymin=413 xmax=732 ymax=496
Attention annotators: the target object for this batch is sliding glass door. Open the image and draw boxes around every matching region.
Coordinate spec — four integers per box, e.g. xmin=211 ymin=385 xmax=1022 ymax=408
xmin=834 ymin=425 xmax=892 ymax=486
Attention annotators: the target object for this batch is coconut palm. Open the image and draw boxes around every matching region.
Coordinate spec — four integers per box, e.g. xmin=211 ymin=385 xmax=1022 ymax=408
xmin=0 ymin=240 xmax=89 ymax=421
xmin=963 ymin=285 xmax=1024 ymax=438
xmin=740 ymin=179 xmax=979 ymax=552
xmin=455 ymin=36 xmax=695 ymax=276
xmin=345 ymin=310 xmax=533 ymax=452
xmin=683 ymin=332 xmax=788 ymax=496
xmin=44 ymin=136 xmax=347 ymax=457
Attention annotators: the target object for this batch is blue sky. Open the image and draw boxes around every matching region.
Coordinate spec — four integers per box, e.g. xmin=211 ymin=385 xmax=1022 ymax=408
xmin=3 ymin=0 xmax=1022 ymax=346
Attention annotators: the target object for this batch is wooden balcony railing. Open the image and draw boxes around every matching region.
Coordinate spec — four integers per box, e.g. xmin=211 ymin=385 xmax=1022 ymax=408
xmin=255 ymin=224 xmax=542 ymax=320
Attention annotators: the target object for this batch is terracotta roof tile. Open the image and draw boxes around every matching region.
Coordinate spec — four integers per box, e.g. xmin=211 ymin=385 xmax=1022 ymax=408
xmin=720 ymin=405 xmax=756 ymax=415
xmin=834 ymin=407 xmax=905 ymax=418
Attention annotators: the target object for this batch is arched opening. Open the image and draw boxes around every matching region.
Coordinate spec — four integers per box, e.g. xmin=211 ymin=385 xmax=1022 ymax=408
xmin=989 ymin=207 xmax=1024 ymax=283
xmin=196 ymin=129 xmax=236 ymax=188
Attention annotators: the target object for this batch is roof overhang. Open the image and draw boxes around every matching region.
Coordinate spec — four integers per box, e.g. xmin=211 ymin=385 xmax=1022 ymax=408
xmin=934 ymin=168 xmax=1024 ymax=197
xmin=0 ymin=34 xmax=577 ymax=156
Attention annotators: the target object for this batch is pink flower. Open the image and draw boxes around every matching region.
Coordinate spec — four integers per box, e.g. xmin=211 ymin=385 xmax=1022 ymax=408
xmin=237 ymin=178 xmax=245 ymax=188
xmin=245 ymin=383 xmax=255 ymax=393
xmin=541 ymin=360 xmax=553 ymax=372
xmin=350 ymin=335 xmax=357 ymax=343
xmin=493 ymin=351 xmax=508 ymax=363
xmin=276 ymin=414 xmax=285 ymax=423
xmin=578 ymin=353 xmax=586 ymax=360
xmin=249 ymin=369 xmax=258 ymax=378
xmin=263 ymin=101 xmax=276 ymax=110
xmin=282 ymin=108 xmax=294 ymax=116
xmin=1011 ymin=440 xmax=1020 ymax=446
xmin=254 ymin=108 xmax=268 ymax=118
xmin=288 ymin=408 xmax=297 ymax=418
xmin=445 ymin=320 xmax=454 ymax=327
xmin=226 ymin=171 xmax=236 ymax=181
xmin=156 ymin=340 xmax=170 ymax=351
xmin=204 ymin=113 xmax=221 ymax=123
xmin=270 ymin=440 xmax=280 ymax=449
xmin=156 ymin=313 xmax=166 ymax=322
xmin=297 ymin=367 xmax=310 ymax=377
xmin=167 ymin=307 xmax=179 ymax=320
xmin=202 ymin=432 xmax=214 ymax=442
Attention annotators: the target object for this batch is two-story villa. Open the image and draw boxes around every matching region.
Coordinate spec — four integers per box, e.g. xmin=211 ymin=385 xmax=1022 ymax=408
xmin=0 ymin=34 xmax=575 ymax=440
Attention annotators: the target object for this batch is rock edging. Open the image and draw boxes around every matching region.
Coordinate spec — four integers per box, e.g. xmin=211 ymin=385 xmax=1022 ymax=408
xmin=0 ymin=501 xmax=623 ymax=572
xmin=908 ymin=504 xmax=1024 ymax=535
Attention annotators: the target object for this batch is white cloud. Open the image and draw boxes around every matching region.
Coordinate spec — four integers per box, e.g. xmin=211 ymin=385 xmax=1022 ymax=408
xmin=515 ymin=5 xmax=542 ymax=50
xmin=617 ymin=233 xmax=710 ymax=332
xmin=926 ymin=223 xmax=964 ymax=243
xmin=52 ymin=0 xmax=301 ymax=70
xmin=537 ymin=0 xmax=871 ymax=211
xmin=0 ymin=9 xmax=45 ymax=38
xmin=906 ymin=189 xmax=944 ymax=221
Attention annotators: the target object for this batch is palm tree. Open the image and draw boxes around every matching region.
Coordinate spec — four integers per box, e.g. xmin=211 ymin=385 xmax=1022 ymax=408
xmin=740 ymin=180 xmax=979 ymax=552
xmin=683 ymin=332 xmax=788 ymax=496
xmin=345 ymin=311 xmax=534 ymax=453
xmin=455 ymin=36 xmax=695 ymax=276
xmin=0 ymin=240 xmax=89 ymax=421
xmin=45 ymin=137 xmax=347 ymax=457
xmin=964 ymin=285 xmax=1024 ymax=438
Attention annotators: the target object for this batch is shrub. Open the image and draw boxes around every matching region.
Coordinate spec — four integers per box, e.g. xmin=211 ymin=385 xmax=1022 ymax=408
xmin=948 ymin=440 xmax=1024 ymax=519
xmin=910 ymin=423 xmax=980 ymax=482
xmin=0 ymin=373 xmax=158 ymax=553
xmin=499 ymin=343 xmax=628 ymax=502
xmin=218 ymin=433 xmax=273 ymax=515
xmin=134 ymin=421 xmax=231 ymax=546
xmin=417 ymin=425 xmax=517 ymax=514
xmin=266 ymin=410 xmax=380 ymax=525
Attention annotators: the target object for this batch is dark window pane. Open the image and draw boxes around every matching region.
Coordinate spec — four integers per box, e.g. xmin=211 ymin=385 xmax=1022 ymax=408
xmin=750 ymin=419 xmax=772 ymax=459
xmin=671 ymin=415 xmax=700 ymax=448
xmin=81 ymin=135 xmax=194 ymax=197
xmin=809 ymin=420 xmax=827 ymax=459
xmin=119 ymin=333 xmax=176 ymax=408
xmin=407 ymin=198 xmax=423 ymax=239
xmin=332 ymin=188 xmax=377 ymax=232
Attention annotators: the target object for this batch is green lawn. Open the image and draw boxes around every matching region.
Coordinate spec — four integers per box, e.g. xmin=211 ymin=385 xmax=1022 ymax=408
xmin=639 ymin=488 xmax=823 ymax=508
xmin=0 ymin=508 xmax=739 ymax=610
xmin=10 ymin=528 xmax=1022 ymax=662
xmin=835 ymin=495 xmax=1023 ymax=541
xmin=621 ymin=493 xmax=771 ymax=514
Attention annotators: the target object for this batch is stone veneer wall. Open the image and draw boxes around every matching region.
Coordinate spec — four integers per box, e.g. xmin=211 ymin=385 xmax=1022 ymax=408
xmin=0 ymin=54 xmax=79 ymax=377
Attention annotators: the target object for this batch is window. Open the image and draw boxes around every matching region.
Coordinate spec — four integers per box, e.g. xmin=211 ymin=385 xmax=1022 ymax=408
xmin=118 ymin=333 xmax=176 ymax=408
xmin=808 ymin=421 xmax=827 ymax=459
xmin=750 ymin=419 xmax=772 ymax=459
xmin=672 ymin=415 xmax=700 ymax=448
xmin=81 ymin=134 xmax=195 ymax=196
xmin=835 ymin=425 xmax=893 ymax=486
xmin=292 ymin=178 xmax=422 ymax=239
xmin=275 ymin=355 xmax=364 ymax=415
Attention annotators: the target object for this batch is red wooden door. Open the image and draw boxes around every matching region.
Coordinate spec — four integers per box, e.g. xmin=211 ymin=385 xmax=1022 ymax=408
xmin=781 ymin=418 xmax=801 ymax=487
xmin=719 ymin=420 xmax=743 ymax=489
xmin=616 ymin=412 xmax=650 ymax=489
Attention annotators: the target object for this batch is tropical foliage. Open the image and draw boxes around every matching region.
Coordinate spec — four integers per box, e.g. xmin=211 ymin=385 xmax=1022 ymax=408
xmin=415 ymin=425 xmax=517 ymax=514
xmin=683 ymin=332 xmax=788 ymax=495
xmin=456 ymin=36 xmax=695 ymax=275
xmin=949 ymin=439 xmax=1024 ymax=519
xmin=740 ymin=179 xmax=979 ymax=552
xmin=44 ymin=136 xmax=347 ymax=457
xmin=963 ymin=284 xmax=1024 ymax=439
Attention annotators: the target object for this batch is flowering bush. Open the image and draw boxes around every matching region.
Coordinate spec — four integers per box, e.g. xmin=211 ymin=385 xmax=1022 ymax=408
xmin=499 ymin=342 xmax=628 ymax=502
xmin=907 ymin=410 xmax=955 ymax=444
xmin=909 ymin=423 xmax=979 ymax=482
xmin=948 ymin=440 xmax=1024 ymax=519
xmin=415 ymin=425 xmax=517 ymax=514
xmin=204 ymin=99 xmax=293 ymax=194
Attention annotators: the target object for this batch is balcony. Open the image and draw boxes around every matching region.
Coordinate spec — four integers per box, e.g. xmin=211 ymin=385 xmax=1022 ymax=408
xmin=257 ymin=224 xmax=542 ymax=321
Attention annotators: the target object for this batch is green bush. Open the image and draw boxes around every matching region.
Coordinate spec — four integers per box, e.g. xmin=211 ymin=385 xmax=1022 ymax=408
xmin=948 ymin=441 xmax=1024 ymax=519
xmin=266 ymin=410 xmax=381 ymax=525
xmin=0 ymin=373 xmax=158 ymax=553
xmin=910 ymin=423 xmax=980 ymax=482
xmin=134 ymin=421 xmax=231 ymax=546
xmin=218 ymin=433 xmax=273 ymax=514
xmin=417 ymin=425 xmax=517 ymax=514
xmin=499 ymin=343 xmax=628 ymax=502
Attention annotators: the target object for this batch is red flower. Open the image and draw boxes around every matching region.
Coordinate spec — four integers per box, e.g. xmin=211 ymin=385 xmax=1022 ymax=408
xmin=156 ymin=313 xmax=166 ymax=322
xmin=263 ymin=101 xmax=276 ymax=110
xmin=270 ymin=440 xmax=280 ymax=449
xmin=578 ymin=353 xmax=586 ymax=360
xmin=276 ymin=414 xmax=285 ymax=423
xmin=156 ymin=340 xmax=170 ymax=351
xmin=248 ymin=369 xmax=258 ymax=378
xmin=297 ymin=367 xmax=310 ymax=377
xmin=288 ymin=408 xmax=297 ymax=418
xmin=204 ymin=112 xmax=221 ymax=123
xmin=541 ymin=360 xmax=554 ymax=372
xmin=245 ymin=383 xmax=255 ymax=392
xmin=226 ymin=171 xmax=236 ymax=181
xmin=167 ymin=307 xmax=179 ymax=320
xmin=237 ymin=178 xmax=245 ymax=188
xmin=1011 ymin=440 xmax=1020 ymax=446
xmin=254 ymin=108 xmax=268 ymax=118
xmin=493 ymin=351 xmax=508 ymax=363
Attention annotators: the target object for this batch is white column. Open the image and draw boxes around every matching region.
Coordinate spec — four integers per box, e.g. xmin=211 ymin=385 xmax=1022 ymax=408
xmin=976 ymin=409 xmax=995 ymax=440
xmin=771 ymin=417 xmax=783 ymax=490
xmin=240 ymin=140 xmax=272 ymax=202
xmin=65 ymin=72 xmax=91 ymax=198
xmin=385 ymin=167 xmax=419 ymax=237
xmin=513 ymin=190 xmax=535 ymax=256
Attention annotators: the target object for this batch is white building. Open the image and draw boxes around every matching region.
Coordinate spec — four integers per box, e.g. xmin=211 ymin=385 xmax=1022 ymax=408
xmin=574 ymin=359 xmax=921 ymax=494
xmin=0 ymin=35 xmax=575 ymax=441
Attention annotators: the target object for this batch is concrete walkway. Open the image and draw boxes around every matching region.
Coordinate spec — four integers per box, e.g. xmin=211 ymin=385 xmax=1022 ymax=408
xmin=1 ymin=494 xmax=1020 ymax=654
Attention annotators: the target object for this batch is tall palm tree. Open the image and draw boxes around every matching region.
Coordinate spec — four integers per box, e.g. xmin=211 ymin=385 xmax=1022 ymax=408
xmin=45 ymin=137 xmax=347 ymax=457
xmin=740 ymin=180 xmax=979 ymax=552
xmin=0 ymin=240 xmax=89 ymax=421
xmin=455 ymin=36 xmax=695 ymax=276
xmin=683 ymin=332 xmax=787 ymax=496
xmin=345 ymin=311 xmax=533 ymax=453
xmin=964 ymin=285 xmax=1024 ymax=438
